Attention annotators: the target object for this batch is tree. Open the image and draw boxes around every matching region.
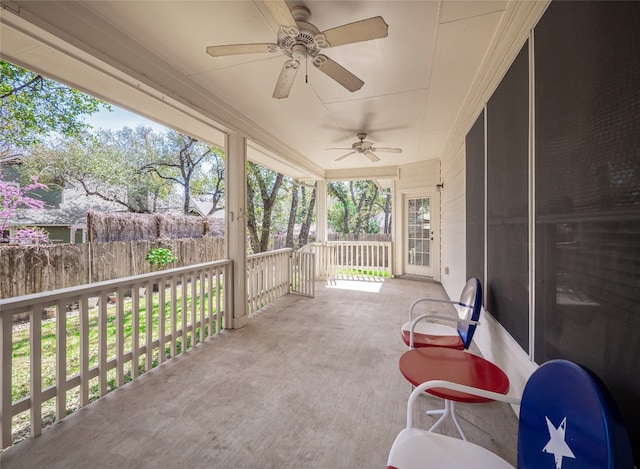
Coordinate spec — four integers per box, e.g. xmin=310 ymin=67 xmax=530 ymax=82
xmin=327 ymin=180 xmax=388 ymax=237
xmin=0 ymin=175 xmax=50 ymax=243
xmin=186 ymin=144 xmax=225 ymax=215
xmin=143 ymin=130 xmax=224 ymax=215
xmin=22 ymin=127 xmax=225 ymax=215
xmin=382 ymin=192 xmax=392 ymax=234
xmin=0 ymin=60 xmax=106 ymax=158
xmin=23 ymin=126 xmax=172 ymax=213
xmin=328 ymin=182 xmax=351 ymax=235
xmin=246 ymin=162 xmax=284 ymax=253
xmin=284 ymin=182 xmax=317 ymax=249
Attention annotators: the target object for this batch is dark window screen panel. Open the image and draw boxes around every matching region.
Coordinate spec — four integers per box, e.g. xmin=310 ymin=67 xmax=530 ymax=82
xmin=466 ymin=111 xmax=485 ymax=288
xmin=486 ymin=41 xmax=529 ymax=352
xmin=534 ymin=1 xmax=640 ymax=456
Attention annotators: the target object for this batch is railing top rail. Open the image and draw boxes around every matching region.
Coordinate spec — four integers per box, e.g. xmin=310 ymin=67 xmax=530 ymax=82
xmin=247 ymin=248 xmax=293 ymax=260
xmin=0 ymin=259 xmax=232 ymax=311
xmin=311 ymin=241 xmax=392 ymax=246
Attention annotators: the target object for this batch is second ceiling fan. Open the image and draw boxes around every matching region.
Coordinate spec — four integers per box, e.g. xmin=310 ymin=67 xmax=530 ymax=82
xmin=327 ymin=133 xmax=403 ymax=162
xmin=206 ymin=1 xmax=388 ymax=98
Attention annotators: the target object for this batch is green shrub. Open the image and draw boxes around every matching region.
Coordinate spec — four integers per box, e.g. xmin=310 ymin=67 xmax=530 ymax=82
xmin=145 ymin=247 xmax=177 ymax=268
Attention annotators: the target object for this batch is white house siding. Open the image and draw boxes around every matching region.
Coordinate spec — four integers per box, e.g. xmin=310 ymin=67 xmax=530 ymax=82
xmin=436 ymin=2 xmax=549 ymax=398
xmin=393 ymin=159 xmax=440 ymax=276
xmin=439 ymin=142 xmax=467 ymax=297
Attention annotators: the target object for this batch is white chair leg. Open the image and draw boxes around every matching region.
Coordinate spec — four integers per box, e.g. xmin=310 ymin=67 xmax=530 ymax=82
xmin=449 ymin=401 xmax=467 ymax=441
xmin=427 ymin=400 xmax=450 ymax=433
xmin=427 ymin=399 xmax=467 ymax=441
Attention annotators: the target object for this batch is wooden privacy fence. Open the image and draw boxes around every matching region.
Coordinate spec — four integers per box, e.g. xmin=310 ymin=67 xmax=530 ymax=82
xmin=87 ymin=211 xmax=225 ymax=242
xmin=0 ymin=237 xmax=225 ymax=299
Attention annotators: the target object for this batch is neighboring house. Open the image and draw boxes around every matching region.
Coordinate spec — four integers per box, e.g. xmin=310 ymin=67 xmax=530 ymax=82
xmin=1 ymin=162 xmax=226 ymax=243
xmin=5 ymin=183 xmax=125 ymax=244
xmin=1 ymin=161 xmax=126 ymax=243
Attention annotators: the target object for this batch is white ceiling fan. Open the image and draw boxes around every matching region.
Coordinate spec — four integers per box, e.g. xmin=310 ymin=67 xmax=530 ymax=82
xmin=327 ymin=133 xmax=403 ymax=162
xmin=205 ymin=1 xmax=388 ymax=99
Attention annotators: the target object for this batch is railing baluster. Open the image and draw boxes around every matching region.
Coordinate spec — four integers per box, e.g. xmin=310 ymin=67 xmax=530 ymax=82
xmin=145 ymin=281 xmax=153 ymax=372
xmin=79 ymin=295 xmax=89 ymax=407
xmin=131 ymin=286 xmax=140 ymax=379
xmin=170 ymin=276 xmax=177 ymax=358
xmin=207 ymin=269 xmax=213 ymax=338
xmin=181 ymin=274 xmax=187 ymax=353
xmin=216 ymin=269 xmax=222 ymax=333
xmin=158 ymin=279 xmax=166 ymax=364
xmin=56 ymin=299 xmax=67 ymax=421
xmin=0 ymin=308 xmax=12 ymax=448
xmin=191 ymin=274 xmax=197 ymax=348
xmin=200 ymin=269 xmax=205 ymax=342
xmin=249 ymin=259 xmax=255 ymax=315
xmin=30 ymin=303 xmax=43 ymax=437
xmin=116 ymin=288 xmax=125 ymax=387
xmin=98 ymin=292 xmax=108 ymax=397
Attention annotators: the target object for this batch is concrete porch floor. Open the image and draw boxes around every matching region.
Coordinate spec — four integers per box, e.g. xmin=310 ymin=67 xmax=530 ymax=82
xmin=0 ymin=278 xmax=518 ymax=468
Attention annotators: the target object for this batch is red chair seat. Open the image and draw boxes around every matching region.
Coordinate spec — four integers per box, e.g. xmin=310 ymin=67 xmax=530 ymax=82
xmin=400 ymin=330 xmax=465 ymax=349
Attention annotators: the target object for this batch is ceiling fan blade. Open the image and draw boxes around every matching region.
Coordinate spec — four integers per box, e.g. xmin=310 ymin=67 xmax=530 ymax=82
xmin=262 ymin=0 xmax=298 ymax=29
xmin=321 ymin=16 xmax=389 ymax=47
xmin=335 ymin=151 xmax=357 ymax=162
xmin=206 ymin=43 xmax=278 ymax=57
xmin=313 ymin=55 xmax=364 ymax=92
xmin=325 ymin=147 xmax=353 ymax=151
xmin=371 ymin=147 xmax=403 ymax=154
xmin=364 ymin=151 xmax=380 ymax=162
xmin=273 ymin=59 xmax=300 ymax=99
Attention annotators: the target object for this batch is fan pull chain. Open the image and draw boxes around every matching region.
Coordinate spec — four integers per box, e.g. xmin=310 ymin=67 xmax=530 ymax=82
xmin=305 ymin=54 xmax=308 ymax=84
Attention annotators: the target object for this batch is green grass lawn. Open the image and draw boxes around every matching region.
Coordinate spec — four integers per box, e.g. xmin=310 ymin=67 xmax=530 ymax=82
xmin=332 ymin=267 xmax=390 ymax=278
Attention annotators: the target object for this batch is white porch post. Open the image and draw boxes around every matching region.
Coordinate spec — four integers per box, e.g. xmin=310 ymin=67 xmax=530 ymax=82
xmin=316 ymin=180 xmax=327 ymax=242
xmin=393 ymin=182 xmax=403 ymax=276
xmin=226 ymin=132 xmax=248 ymax=329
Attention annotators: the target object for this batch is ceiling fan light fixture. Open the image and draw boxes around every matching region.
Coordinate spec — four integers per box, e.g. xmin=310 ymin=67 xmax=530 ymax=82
xmin=291 ymin=44 xmax=307 ymax=62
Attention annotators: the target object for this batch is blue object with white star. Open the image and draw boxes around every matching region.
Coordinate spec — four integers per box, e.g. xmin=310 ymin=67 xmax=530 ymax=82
xmin=517 ymin=359 xmax=633 ymax=468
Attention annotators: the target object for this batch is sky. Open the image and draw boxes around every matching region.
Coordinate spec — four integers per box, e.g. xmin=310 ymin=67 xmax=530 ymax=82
xmin=82 ymin=104 xmax=167 ymax=133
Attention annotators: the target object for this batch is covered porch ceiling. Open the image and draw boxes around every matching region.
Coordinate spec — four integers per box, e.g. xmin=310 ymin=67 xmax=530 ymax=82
xmin=1 ymin=1 xmax=511 ymax=187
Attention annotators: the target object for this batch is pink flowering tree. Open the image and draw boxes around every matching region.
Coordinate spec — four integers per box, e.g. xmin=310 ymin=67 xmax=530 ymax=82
xmin=0 ymin=175 xmax=50 ymax=243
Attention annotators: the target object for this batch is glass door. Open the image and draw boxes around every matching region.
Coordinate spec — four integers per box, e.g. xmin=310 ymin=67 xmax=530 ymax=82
xmin=404 ymin=193 xmax=439 ymax=278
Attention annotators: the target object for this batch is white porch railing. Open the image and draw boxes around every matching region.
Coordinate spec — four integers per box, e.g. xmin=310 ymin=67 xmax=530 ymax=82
xmin=290 ymin=250 xmax=315 ymax=297
xmin=246 ymin=248 xmax=315 ymax=315
xmin=0 ymin=248 xmax=321 ymax=450
xmin=0 ymin=260 xmax=232 ymax=449
xmin=307 ymin=241 xmax=393 ymax=281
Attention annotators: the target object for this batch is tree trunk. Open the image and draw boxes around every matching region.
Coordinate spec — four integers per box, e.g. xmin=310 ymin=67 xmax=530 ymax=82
xmin=249 ymin=165 xmax=284 ymax=253
xmin=183 ymin=181 xmax=191 ymax=214
xmin=286 ymin=185 xmax=299 ymax=248
xmin=298 ymin=185 xmax=316 ymax=246
xmin=246 ymin=179 xmax=260 ymax=253
xmin=353 ymin=191 xmax=368 ymax=236
xmin=383 ymin=193 xmax=392 ymax=234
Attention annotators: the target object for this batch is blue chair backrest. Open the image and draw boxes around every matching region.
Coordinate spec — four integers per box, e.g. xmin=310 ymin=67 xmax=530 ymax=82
xmin=455 ymin=277 xmax=482 ymax=349
xmin=517 ymin=359 xmax=633 ymax=468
